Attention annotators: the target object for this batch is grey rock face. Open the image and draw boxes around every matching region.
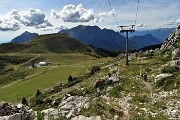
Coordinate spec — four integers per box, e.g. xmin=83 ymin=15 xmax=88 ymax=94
xmin=155 ymin=73 xmax=172 ymax=82
xmin=172 ymin=48 xmax=180 ymax=60
xmin=0 ymin=102 xmax=36 ymax=120
xmin=71 ymin=115 xmax=101 ymax=120
xmin=160 ymin=25 xmax=180 ymax=51
xmin=171 ymin=60 xmax=180 ymax=70
xmin=59 ymin=96 xmax=90 ymax=118
xmin=41 ymin=95 xmax=90 ymax=119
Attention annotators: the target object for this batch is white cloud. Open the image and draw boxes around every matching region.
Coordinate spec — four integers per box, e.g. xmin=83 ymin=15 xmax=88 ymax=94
xmin=51 ymin=9 xmax=60 ymax=19
xmin=0 ymin=20 xmax=20 ymax=31
xmin=94 ymin=17 xmax=104 ymax=22
xmin=55 ymin=24 xmax=69 ymax=31
xmin=136 ymin=24 xmax=146 ymax=28
xmin=99 ymin=9 xmax=115 ymax=17
xmin=95 ymin=9 xmax=116 ymax=23
xmin=163 ymin=19 xmax=180 ymax=26
xmin=21 ymin=8 xmax=46 ymax=26
xmin=0 ymin=8 xmax=52 ymax=31
xmin=51 ymin=4 xmax=95 ymax=23
xmin=35 ymin=20 xmax=52 ymax=29
xmin=39 ymin=24 xmax=68 ymax=31
xmin=0 ymin=9 xmax=21 ymax=31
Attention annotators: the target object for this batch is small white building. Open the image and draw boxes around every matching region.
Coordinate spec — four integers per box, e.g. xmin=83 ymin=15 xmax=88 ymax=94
xmin=39 ymin=62 xmax=51 ymax=66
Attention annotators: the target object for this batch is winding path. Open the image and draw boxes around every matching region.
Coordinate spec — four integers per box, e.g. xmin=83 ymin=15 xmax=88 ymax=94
xmin=15 ymin=54 xmax=40 ymax=70
xmin=1 ymin=64 xmax=86 ymax=89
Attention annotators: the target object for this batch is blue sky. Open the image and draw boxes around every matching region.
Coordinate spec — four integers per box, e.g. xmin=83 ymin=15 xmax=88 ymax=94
xmin=0 ymin=0 xmax=179 ymax=42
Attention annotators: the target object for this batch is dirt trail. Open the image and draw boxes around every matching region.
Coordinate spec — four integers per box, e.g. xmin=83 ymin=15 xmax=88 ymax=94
xmin=1 ymin=64 xmax=85 ymax=89
xmin=1 ymin=66 xmax=56 ymax=89
xmin=101 ymin=64 xmax=114 ymax=69
xmin=15 ymin=54 xmax=40 ymax=70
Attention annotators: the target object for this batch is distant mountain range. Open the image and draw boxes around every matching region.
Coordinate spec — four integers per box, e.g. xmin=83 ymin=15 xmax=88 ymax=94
xmin=128 ymin=28 xmax=175 ymax=42
xmin=10 ymin=31 xmax=39 ymax=43
xmin=59 ymin=25 xmax=126 ymax=50
xmin=8 ymin=25 xmax=174 ymax=50
xmin=0 ymin=34 xmax=117 ymax=57
xmin=129 ymin=34 xmax=161 ymax=50
xmin=59 ymin=25 xmax=161 ymax=50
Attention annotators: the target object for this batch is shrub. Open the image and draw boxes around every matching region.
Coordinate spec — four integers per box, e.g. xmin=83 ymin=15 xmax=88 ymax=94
xmin=109 ymin=85 xmax=123 ymax=98
xmin=159 ymin=50 xmax=172 ymax=63
xmin=31 ymin=96 xmax=44 ymax=105
xmin=68 ymin=75 xmax=73 ymax=82
xmin=156 ymin=75 xmax=175 ymax=89
xmin=36 ymin=90 xmax=42 ymax=96
xmin=66 ymin=77 xmax=81 ymax=87
xmin=161 ymin=66 xmax=178 ymax=74
xmin=0 ymin=61 xmax=5 ymax=71
xmin=91 ymin=66 xmax=100 ymax=75
xmin=22 ymin=97 xmax=28 ymax=106
xmin=37 ymin=111 xmax=44 ymax=120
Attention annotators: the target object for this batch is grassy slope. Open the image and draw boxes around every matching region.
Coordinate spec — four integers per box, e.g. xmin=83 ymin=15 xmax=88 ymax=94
xmin=35 ymin=51 xmax=178 ymax=119
xmin=0 ymin=34 xmax=118 ymax=57
xmin=0 ymin=53 xmax=113 ymax=103
xmin=0 ymin=66 xmax=83 ymax=103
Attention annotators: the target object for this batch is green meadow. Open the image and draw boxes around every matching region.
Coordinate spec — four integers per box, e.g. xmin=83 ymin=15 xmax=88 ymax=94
xmin=0 ymin=53 xmax=112 ymax=103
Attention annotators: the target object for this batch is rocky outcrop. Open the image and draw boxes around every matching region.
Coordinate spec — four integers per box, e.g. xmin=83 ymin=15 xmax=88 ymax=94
xmin=41 ymin=95 xmax=90 ymax=119
xmin=94 ymin=76 xmax=120 ymax=88
xmin=41 ymin=108 xmax=59 ymax=120
xmin=172 ymin=48 xmax=180 ymax=60
xmin=71 ymin=115 xmax=101 ymax=120
xmin=150 ymin=90 xmax=180 ymax=119
xmin=0 ymin=102 xmax=36 ymax=120
xmin=101 ymin=92 xmax=133 ymax=119
xmin=59 ymin=95 xmax=89 ymax=118
xmin=171 ymin=60 xmax=180 ymax=70
xmin=160 ymin=25 xmax=180 ymax=51
xmin=155 ymin=73 xmax=172 ymax=82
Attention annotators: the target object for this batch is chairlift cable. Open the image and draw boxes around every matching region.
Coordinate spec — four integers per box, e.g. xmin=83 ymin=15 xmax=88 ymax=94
xmin=107 ymin=0 xmax=121 ymax=32
xmin=135 ymin=0 xmax=140 ymax=26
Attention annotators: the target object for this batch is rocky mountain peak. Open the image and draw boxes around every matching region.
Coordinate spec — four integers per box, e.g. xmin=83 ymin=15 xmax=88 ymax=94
xmin=10 ymin=31 xmax=39 ymax=43
xmin=160 ymin=25 xmax=180 ymax=51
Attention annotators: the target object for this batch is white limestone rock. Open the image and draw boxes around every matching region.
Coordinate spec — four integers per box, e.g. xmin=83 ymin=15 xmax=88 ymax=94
xmin=71 ymin=115 xmax=101 ymax=120
xmin=155 ymin=73 xmax=172 ymax=82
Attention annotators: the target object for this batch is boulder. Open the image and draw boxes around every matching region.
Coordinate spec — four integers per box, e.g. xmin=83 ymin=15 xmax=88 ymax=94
xmin=172 ymin=49 xmax=180 ymax=60
xmin=155 ymin=73 xmax=172 ymax=82
xmin=94 ymin=76 xmax=119 ymax=88
xmin=71 ymin=115 xmax=101 ymax=120
xmin=58 ymin=96 xmax=90 ymax=118
xmin=0 ymin=102 xmax=36 ymax=120
xmin=94 ymin=78 xmax=106 ymax=88
xmin=0 ymin=113 xmax=22 ymax=120
xmin=171 ymin=60 xmax=180 ymax=70
xmin=41 ymin=108 xmax=59 ymax=120
xmin=106 ymin=76 xmax=119 ymax=86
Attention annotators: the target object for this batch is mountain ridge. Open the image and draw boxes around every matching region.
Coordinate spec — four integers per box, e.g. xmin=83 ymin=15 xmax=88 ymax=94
xmin=10 ymin=31 xmax=39 ymax=43
xmin=8 ymin=25 xmax=174 ymax=51
xmin=129 ymin=34 xmax=161 ymax=50
xmin=59 ymin=25 xmax=163 ymax=50
xmin=1 ymin=33 xmax=118 ymax=57
xmin=128 ymin=27 xmax=175 ymax=42
xmin=59 ymin=25 xmax=126 ymax=50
